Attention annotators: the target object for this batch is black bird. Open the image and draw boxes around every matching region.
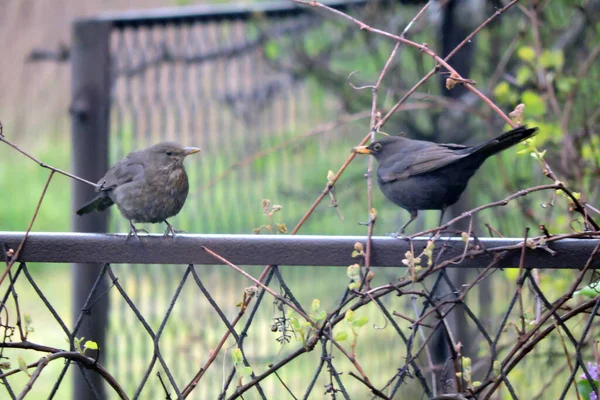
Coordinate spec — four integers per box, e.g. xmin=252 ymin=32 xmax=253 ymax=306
xmin=76 ymin=142 xmax=201 ymax=238
xmin=352 ymin=125 xmax=538 ymax=234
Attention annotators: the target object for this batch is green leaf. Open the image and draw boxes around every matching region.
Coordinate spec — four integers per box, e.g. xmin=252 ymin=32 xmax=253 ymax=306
xmin=577 ymin=379 xmax=595 ymax=400
xmin=18 ymin=356 xmax=30 ymax=377
xmin=462 ymin=357 xmax=472 ymax=369
xmin=84 ymin=340 xmax=99 ymax=351
xmin=522 ymin=90 xmax=547 ymax=116
xmin=345 ymin=309 xmax=355 ymax=322
xmin=516 ymin=66 xmax=532 ymax=85
xmin=313 ymin=310 xmax=327 ymax=321
xmin=347 ymin=264 xmax=361 ymax=280
xmin=290 ymin=318 xmax=302 ymax=331
xmin=264 ymin=40 xmax=281 ymax=60
xmin=494 ymin=82 xmax=510 ymax=98
xmin=232 ymin=348 xmax=243 ymax=364
xmin=574 ymin=285 xmax=600 ymax=298
xmin=352 ymin=316 xmax=369 ymax=328
xmin=74 ymin=337 xmax=85 ymax=353
xmin=556 ymin=77 xmax=577 ymax=94
xmin=540 ymin=49 xmax=564 ymax=70
xmin=240 ymin=366 xmax=253 ymax=377
xmin=493 ymin=82 xmax=517 ymax=104
xmin=334 ymin=331 xmax=349 ymax=341
xmin=24 ymin=314 xmax=34 ymax=334
xmin=517 ymin=46 xmax=536 ymax=63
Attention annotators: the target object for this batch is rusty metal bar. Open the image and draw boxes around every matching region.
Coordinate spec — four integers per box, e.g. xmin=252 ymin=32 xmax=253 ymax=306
xmin=1 ymin=232 xmax=599 ymax=269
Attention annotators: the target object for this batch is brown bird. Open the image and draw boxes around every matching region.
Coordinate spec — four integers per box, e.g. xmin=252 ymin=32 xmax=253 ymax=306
xmin=352 ymin=125 xmax=538 ymax=234
xmin=76 ymin=142 xmax=201 ymax=238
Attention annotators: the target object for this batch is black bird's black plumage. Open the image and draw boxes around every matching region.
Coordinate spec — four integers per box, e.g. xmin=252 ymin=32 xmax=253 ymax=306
xmin=76 ymin=142 xmax=201 ymax=238
xmin=352 ymin=125 xmax=538 ymax=233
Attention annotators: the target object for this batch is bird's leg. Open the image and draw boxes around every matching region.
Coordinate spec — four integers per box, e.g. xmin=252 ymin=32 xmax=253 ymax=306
xmin=397 ymin=210 xmax=418 ymax=235
xmin=426 ymin=208 xmax=448 ymax=241
xmin=126 ymin=221 xmax=148 ymax=243
xmin=437 ymin=208 xmax=446 ymax=229
xmin=391 ymin=210 xmax=418 ymax=240
xmin=163 ymin=220 xmax=185 ymax=238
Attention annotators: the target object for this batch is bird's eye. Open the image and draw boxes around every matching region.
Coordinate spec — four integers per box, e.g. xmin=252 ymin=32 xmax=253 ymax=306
xmin=166 ymin=151 xmax=173 ymax=156
xmin=373 ymin=143 xmax=382 ymax=151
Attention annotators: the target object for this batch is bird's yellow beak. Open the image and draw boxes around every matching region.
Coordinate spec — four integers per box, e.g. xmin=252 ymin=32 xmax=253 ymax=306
xmin=352 ymin=146 xmax=372 ymax=154
xmin=183 ymin=147 xmax=201 ymax=156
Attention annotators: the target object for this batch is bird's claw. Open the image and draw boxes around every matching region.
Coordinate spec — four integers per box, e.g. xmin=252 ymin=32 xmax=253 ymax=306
xmin=163 ymin=225 xmax=185 ymax=239
xmin=126 ymin=227 xmax=148 ymax=244
xmin=389 ymin=232 xmax=411 ymax=241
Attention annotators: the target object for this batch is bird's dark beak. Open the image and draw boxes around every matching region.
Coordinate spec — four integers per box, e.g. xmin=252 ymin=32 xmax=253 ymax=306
xmin=183 ymin=147 xmax=201 ymax=156
xmin=352 ymin=146 xmax=372 ymax=154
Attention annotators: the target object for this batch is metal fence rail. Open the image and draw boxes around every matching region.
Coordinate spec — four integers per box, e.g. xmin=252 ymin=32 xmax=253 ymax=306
xmin=2 ymin=232 xmax=600 ymax=269
xmin=1 ymin=232 xmax=600 ymax=399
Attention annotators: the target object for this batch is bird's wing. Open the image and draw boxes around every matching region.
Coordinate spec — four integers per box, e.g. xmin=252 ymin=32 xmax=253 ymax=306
xmin=97 ymin=157 xmax=145 ymax=192
xmin=378 ymin=144 xmax=469 ymax=182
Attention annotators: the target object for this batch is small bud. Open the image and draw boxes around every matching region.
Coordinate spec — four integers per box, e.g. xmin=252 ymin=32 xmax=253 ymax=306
xmin=445 ymin=72 xmax=460 ymax=90
xmin=276 ymin=223 xmax=288 ymax=234
xmin=262 ymin=199 xmax=271 ymax=212
xmin=354 ymin=242 xmax=364 ymax=253
xmin=232 ymin=348 xmax=243 ymax=364
xmin=370 ymin=208 xmax=377 ymax=221
xmin=462 ymin=356 xmax=472 ymax=369
xmin=493 ymin=360 xmax=501 ymax=377
xmin=327 ymin=170 xmax=335 ymax=186
xmin=446 ymin=78 xmax=456 ymax=90
xmin=312 ymin=299 xmax=321 ymax=312
xmin=347 ymin=264 xmax=361 ymax=280
xmin=366 ymin=270 xmax=375 ymax=282
xmin=345 ymin=309 xmax=355 ymax=322
xmin=509 ymin=103 xmax=525 ymax=125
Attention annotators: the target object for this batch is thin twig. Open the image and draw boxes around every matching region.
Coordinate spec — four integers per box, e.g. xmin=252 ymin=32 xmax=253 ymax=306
xmin=0 ymin=135 xmax=97 ymax=187
xmin=0 ymin=171 xmax=55 ymax=287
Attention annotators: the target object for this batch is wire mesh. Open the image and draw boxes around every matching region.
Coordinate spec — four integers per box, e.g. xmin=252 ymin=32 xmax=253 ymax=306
xmin=1 ymin=237 xmax=599 ymax=399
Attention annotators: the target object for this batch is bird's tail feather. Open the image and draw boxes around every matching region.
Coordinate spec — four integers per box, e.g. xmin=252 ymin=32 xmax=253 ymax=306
xmin=474 ymin=125 xmax=539 ymax=157
xmin=76 ymin=196 xmax=114 ymax=216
